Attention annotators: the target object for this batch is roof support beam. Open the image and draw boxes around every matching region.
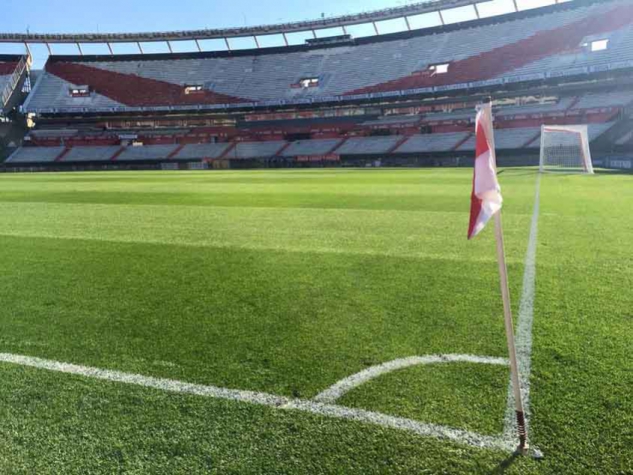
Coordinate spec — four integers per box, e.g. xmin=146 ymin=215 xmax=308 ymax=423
xmin=137 ymin=42 xmax=144 ymax=54
xmin=76 ymin=42 xmax=83 ymax=55
xmin=282 ymin=33 xmax=289 ymax=46
xmin=512 ymin=0 xmax=519 ymax=12
xmin=473 ymin=3 xmax=480 ymax=19
xmin=45 ymin=42 xmax=52 ymax=55
xmin=224 ymin=37 xmax=231 ymax=51
xmin=404 ymin=16 xmax=411 ymax=31
xmin=195 ymin=39 xmax=202 ymax=52
xmin=373 ymin=22 xmax=379 ymax=35
xmin=107 ymin=42 xmax=114 ymax=55
xmin=253 ymin=35 xmax=260 ymax=48
xmin=24 ymin=42 xmax=32 ymax=57
xmin=167 ymin=41 xmax=173 ymax=53
xmin=438 ymin=10 xmax=445 ymax=25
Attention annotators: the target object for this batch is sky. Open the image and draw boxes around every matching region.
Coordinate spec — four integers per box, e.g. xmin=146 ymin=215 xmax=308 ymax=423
xmin=0 ymin=0 xmax=564 ymax=68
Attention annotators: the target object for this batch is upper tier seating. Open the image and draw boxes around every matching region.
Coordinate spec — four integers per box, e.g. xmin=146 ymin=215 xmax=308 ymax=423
xmin=6 ymin=146 xmax=64 ymax=163
xmin=24 ymin=0 xmax=633 ymax=112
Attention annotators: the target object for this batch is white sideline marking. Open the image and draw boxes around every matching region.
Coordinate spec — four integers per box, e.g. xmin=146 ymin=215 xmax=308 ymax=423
xmin=0 ymin=174 xmax=543 ymax=454
xmin=314 ymin=354 xmax=509 ymax=403
xmin=503 ymin=174 xmax=541 ymax=440
xmin=0 ymin=352 xmax=515 ymax=452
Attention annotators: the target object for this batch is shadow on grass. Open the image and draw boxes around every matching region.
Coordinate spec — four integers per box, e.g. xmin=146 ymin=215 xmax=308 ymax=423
xmin=489 ymin=452 xmax=520 ymax=474
xmin=593 ymin=168 xmax=633 ymax=176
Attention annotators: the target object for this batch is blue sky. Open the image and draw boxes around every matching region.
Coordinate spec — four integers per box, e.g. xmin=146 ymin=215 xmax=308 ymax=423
xmin=1 ymin=0 xmax=563 ymax=67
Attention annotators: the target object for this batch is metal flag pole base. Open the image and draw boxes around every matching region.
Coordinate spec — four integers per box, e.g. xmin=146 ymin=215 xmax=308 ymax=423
xmin=493 ymin=210 xmax=531 ymax=453
xmin=516 ymin=409 xmax=528 ymax=455
xmin=515 ymin=443 xmax=545 ymax=460
xmin=515 ymin=443 xmax=530 ymax=457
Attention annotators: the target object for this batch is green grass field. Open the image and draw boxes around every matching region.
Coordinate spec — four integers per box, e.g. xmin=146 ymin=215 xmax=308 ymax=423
xmin=0 ymin=168 xmax=630 ymax=474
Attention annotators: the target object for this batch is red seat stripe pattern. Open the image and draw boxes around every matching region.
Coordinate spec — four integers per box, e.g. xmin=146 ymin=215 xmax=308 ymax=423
xmin=46 ymin=62 xmax=250 ymax=107
xmin=345 ymin=4 xmax=633 ymax=96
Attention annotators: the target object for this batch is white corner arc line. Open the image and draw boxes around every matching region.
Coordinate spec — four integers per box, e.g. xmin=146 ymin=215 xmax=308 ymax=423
xmin=314 ymin=354 xmax=509 ymax=403
xmin=0 ymin=352 xmax=515 ymax=453
xmin=503 ymin=174 xmax=541 ymax=440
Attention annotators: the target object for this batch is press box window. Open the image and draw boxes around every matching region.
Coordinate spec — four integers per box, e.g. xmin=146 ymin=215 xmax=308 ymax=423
xmin=69 ymin=86 xmax=90 ymax=97
xmin=184 ymin=84 xmax=204 ymax=94
xmin=590 ymin=39 xmax=609 ymax=52
xmin=299 ymin=77 xmax=320 ymax=88
xmin=429 ymin=63 xmax=449 ymax=75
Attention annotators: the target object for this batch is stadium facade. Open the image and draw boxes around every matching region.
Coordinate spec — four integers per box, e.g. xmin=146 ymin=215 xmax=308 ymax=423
xmin=1 ymin=0 xmax=633 ymax=171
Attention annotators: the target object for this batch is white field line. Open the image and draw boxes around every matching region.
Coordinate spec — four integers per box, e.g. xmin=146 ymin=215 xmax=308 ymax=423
xmin=0 ymin=175 xmax=542 ymax=453
xmin=0 ymin=352 xmax=515 ymax=452
xmin=314 ymin=354 xmax=509 ymax=403
xmin=503 ymin=174 xmax=541 ymax=440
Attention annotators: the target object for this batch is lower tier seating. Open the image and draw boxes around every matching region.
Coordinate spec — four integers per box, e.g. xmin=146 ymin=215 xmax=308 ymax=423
xmin=5 ymin=123 xmax=616 ymax=164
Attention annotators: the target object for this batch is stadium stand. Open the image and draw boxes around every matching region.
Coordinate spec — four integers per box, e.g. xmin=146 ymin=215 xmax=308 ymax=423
xmin=335 ymin=136 xmax=402 ymax=155
xmin=3 ymin=0 xmax=632 ymax=170
xmin=281 ymin=139 xmax=342 ymax=157
xmin=6 ymin=146 xmax=64 ymax=163
xmin=173 ymin=143 xmax=231 ymax=160
xmin=231 ymin=141 xmax=287 ymax=159
xmin=62 ymin=146 xmax=121 ymax=162
xmin=117 ymin=145 xmax=179 ymax=161
xmin=396 ymin=133 xmax=471 ymax=153
xmin=22 ymin=0 xmax=633 ymax=113
xmin=457 ymin=128 xmax=542 ymax=151
xmin=0 ymin=55 xmax=28 ymax=113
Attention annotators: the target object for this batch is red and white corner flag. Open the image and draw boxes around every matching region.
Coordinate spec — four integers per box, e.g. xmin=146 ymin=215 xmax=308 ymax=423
xmin=467 ymin=102 xmax=502 ymax=240
xmin=467 ymin=101 xmax=530 ymax=454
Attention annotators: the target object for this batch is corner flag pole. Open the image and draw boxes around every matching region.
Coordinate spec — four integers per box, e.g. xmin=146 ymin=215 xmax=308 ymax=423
xmin=486 ymin=93 xmax=528 ymax=453
xmin=468 ymin=97 xmax=528 ymax=454
xmin=493 ymin=210 xmax=529 ymax=454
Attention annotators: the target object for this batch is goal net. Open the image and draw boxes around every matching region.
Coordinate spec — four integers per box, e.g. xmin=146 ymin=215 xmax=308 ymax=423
xmin=539 ymin=125 xmax=594 ymax=174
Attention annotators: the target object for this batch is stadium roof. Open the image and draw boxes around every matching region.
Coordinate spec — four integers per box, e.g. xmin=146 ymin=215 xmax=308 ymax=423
xmin=0 ymin=0 xmax=570 ymax=49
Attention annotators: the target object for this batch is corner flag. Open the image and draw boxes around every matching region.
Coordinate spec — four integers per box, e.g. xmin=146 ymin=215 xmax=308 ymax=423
xmin=468 ymin=99 xmax=530 ymax=455
xmin=467 ymin=102 xmax=502 ymax=240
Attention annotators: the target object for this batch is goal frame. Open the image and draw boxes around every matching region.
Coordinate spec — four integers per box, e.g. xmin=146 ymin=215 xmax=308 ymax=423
xmin=539 ymin=125 xmax=594 ymax=174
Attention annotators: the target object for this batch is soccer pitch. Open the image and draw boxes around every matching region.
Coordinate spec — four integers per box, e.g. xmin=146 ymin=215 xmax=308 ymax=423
xmin=0 ymin=168 xmax=629 ymax=474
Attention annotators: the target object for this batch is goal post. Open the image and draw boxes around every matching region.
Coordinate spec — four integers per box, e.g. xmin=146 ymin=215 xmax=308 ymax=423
xmin=539 ymin=125 xmax=594 ymax=174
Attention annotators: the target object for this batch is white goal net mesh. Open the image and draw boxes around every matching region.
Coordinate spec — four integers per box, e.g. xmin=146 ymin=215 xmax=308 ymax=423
xmin=539 ymin=125 xmax=594 ymax=174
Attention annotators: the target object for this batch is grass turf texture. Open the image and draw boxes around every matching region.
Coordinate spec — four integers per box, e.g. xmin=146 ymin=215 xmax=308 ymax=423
xmin=0 ymin=168 xmax=629 ymax=474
